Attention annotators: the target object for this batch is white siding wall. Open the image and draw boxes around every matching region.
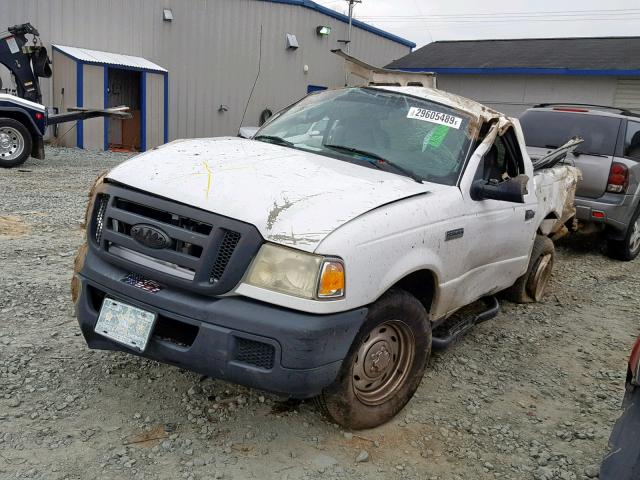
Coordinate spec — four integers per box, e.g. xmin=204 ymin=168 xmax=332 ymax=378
xmin=146 ymin=72 xmax=165 ymax=149
xmin=1 ymin=0 xmax=411 ymax=139
xmin=614 ymin=79 xmax=640 ymax=111
xmin=82 ymin=64 xmax=105 ymax=149
xmin=437 ymin=74 xmax=619 ymax=117
xmin=0 ymin=63 xmax=13 ymax=93
xmin=50 ymin=49 xmax=76 ymax=147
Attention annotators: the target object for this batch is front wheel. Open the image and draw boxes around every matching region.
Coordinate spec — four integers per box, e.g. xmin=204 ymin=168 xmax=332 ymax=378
xmin=606 ymin=209 xmax=640 ymax=261
xmin=315 ymin=289 xmax=431 ymax=430
xmin=0 ymin=118 xmax=32 ymax=168
xmin=504 ymin=235 xmax=555 ymax=303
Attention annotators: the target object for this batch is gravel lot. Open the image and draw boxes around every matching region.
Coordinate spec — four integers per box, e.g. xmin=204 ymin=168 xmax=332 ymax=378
xmin=1 ymin=147 xmax=639 ymax=480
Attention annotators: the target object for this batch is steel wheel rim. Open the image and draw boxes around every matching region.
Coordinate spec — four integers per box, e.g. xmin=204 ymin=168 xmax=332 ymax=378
xmin=529 ymin=253 xmax=553 ymax=302
xmin=629 ymin=218 xmax=640 ymax=254
xmin=352 ymin=320 xmax=415 ymax=406
xmin=0 ymin=126 xmax=24 ymax=161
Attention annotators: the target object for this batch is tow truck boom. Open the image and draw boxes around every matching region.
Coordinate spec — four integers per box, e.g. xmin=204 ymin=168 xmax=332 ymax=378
xmin=0 ymin=23 xmax=130 ymax=168
xmin=0 ymin=23 xmax=51 ymax=103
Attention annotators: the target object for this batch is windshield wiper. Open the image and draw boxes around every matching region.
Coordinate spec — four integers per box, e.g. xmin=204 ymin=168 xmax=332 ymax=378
xmin=573 ymin=150 xmax=608 ymax=158
xmin=254 ymin=135 xmax=294 ymax=147
xmin=323 ymin=144 xmax=423 ymax=183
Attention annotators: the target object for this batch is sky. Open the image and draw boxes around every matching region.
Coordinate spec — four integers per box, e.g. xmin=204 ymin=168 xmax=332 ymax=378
xmin=314 ymin=0 xmax=640 ymax=48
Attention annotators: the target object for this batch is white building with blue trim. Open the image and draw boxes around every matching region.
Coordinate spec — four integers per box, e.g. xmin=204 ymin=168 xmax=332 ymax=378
xmin=1 ymin=0 xmax=415 ymax=152
xmin=387 ymin=37 xmax=640 ymax=117
xmin=51 ymin=45 xmax=168 ymax=151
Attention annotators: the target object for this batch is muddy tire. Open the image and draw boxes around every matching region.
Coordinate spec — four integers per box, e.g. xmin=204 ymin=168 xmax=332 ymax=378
xmin=315 ymin=289 xmax=431 ymax=430
xmin=504 ymin=235 xmax=555 ymax=303
xmin=0 ymin=118 xmax=32 ymax=168
xmin=606 ymin=208 xmax=640 ymax=261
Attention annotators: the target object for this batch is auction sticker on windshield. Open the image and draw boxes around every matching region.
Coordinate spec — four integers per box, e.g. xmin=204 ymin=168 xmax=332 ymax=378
xmin=407 ymin=107 xmax=462 ymax=129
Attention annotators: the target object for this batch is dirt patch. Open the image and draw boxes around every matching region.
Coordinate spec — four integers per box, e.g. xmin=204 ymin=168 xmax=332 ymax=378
xmin=124 ymin=424 xmax=170 ymax=449
xmin=0 ymin=215 xmax=29 ymax=237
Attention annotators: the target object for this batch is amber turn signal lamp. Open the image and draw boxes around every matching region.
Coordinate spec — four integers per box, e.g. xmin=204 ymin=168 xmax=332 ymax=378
xmin=318 ymin=261 xmax=345 ymax=298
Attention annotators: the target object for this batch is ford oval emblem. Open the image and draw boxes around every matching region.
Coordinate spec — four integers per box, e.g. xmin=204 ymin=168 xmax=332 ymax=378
xmin=130 ymin=224 xmax=171 ymax=249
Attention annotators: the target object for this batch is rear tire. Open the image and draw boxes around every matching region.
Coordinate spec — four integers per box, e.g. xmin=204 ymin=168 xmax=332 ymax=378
xmin=504 ymin=235 xmax=555 ymax=303
xmin=0 ymin=118 xmax=32 ymax=168
xmin=606 ymin=208 xmax=640 ymax=261
xmin=315 ymin=289 xmax=431 ymax=430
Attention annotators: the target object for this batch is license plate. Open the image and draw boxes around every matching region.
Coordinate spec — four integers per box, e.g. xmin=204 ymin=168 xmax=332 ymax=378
xmin=95 ymin=298 xmax=157 ymax=351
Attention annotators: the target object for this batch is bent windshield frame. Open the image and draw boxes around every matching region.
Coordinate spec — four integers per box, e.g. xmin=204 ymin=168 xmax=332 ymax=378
xmin=255 ymin=87 xmax=476 ymax=186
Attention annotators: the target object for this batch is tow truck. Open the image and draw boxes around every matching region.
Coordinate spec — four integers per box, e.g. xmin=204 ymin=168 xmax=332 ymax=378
xmin=0 ymin=23 xmax=129 ymax=168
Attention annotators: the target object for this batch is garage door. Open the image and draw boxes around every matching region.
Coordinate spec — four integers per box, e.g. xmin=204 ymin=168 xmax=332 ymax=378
xmin=614 ymin=78 xmax=640 ymax=111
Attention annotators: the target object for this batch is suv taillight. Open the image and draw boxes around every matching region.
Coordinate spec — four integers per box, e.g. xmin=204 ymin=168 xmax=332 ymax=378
xmin=606 ymin=162 xmax=629 ymax=193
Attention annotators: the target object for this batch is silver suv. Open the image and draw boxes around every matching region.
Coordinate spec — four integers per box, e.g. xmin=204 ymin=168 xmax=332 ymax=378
xmin=520 ymin=104 xmax=640 ymax=261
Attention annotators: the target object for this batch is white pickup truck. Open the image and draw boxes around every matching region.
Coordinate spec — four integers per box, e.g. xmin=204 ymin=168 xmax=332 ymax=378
xmin=73 ymin=85 xmax=579 ymax=429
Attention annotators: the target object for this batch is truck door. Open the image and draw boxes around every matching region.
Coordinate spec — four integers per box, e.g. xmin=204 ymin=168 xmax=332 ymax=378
xmin=447 ymin=125 xmax=537 ymax=312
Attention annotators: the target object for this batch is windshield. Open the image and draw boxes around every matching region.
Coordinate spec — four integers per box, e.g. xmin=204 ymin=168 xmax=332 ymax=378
xmin=520 ymin=110 xmax=621 ymax=156
xmin=255 ymin=88 xmax=476 ymax=185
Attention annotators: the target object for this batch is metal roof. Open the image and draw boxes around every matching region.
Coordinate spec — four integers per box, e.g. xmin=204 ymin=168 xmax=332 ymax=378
xmin=52 ymin=45 xmax=167 ymax=73
xmin=264 ymin=0 xmax=416 ymax=48
xmin=386 ymin=37 xmax=640 ymax=76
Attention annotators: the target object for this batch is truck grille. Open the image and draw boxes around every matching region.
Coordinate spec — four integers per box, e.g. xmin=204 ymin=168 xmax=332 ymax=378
xmin=90 ymin=183 xmax=263 ymax=296
xmin=94 ymin=194 xmax=109 ymax=244
xmin=210 ymin=230 xmax=242 ymax=283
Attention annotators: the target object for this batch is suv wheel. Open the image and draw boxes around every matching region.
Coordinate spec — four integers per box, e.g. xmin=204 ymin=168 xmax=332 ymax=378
xmin=606 ymin=209 xmax=640 ymax=261
xmin=314 ymin=289 xmax=431 ymax=430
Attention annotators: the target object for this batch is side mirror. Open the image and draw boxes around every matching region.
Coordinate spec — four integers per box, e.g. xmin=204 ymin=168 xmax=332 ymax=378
xmin=471 ymin=174 xmax=529 ymax=203
xmin=238 ymin=126 xmax=259 ymax=139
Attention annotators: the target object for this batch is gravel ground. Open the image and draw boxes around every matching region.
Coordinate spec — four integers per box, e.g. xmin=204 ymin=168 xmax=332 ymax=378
xmin=1 ymin=147 xmax=639 ymax=480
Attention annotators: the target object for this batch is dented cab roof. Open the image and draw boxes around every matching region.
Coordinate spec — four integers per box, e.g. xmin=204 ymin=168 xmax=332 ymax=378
xmin=374 ymin=85 xmax=513 ymax=131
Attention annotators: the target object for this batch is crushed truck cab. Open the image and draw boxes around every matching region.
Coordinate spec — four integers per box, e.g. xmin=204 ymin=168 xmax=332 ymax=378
xmin=74 ymin=85 xmax=579 ymax=429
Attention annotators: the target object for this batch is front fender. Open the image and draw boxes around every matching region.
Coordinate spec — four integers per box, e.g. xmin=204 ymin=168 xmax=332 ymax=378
xmin=373 ymin=248 xmax=443 ymax=313
xmin=315 ymin=192 xmax=457 ymax=315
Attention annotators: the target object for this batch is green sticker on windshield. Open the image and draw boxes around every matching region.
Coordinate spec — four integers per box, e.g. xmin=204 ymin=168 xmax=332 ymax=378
xmin=422 ymin=124 xmax=450 ymax=151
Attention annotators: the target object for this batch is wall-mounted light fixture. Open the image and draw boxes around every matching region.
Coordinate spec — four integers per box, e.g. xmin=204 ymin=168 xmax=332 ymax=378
xmin=163 ymin=9 xmax=173 ymax=21
xmin=316 ymin=26 xmax=331 ymax=36
xmin=286 ymin=33 xmax=299 ymax=50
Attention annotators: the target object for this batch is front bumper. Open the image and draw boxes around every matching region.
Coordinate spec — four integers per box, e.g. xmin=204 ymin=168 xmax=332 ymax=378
xmin=575 ymin=193 xmax=638 ymax=234
xmin=75 ymin=250 xmax=366 ymax=398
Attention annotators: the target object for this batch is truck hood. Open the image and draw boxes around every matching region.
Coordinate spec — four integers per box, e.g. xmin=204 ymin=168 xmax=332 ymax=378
xmin=106 ymin=138 xmax=430 ymax=252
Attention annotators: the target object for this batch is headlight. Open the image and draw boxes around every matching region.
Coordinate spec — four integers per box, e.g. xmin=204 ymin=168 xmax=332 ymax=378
xmin=245 ymin=243 xmax=345 ymax=300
